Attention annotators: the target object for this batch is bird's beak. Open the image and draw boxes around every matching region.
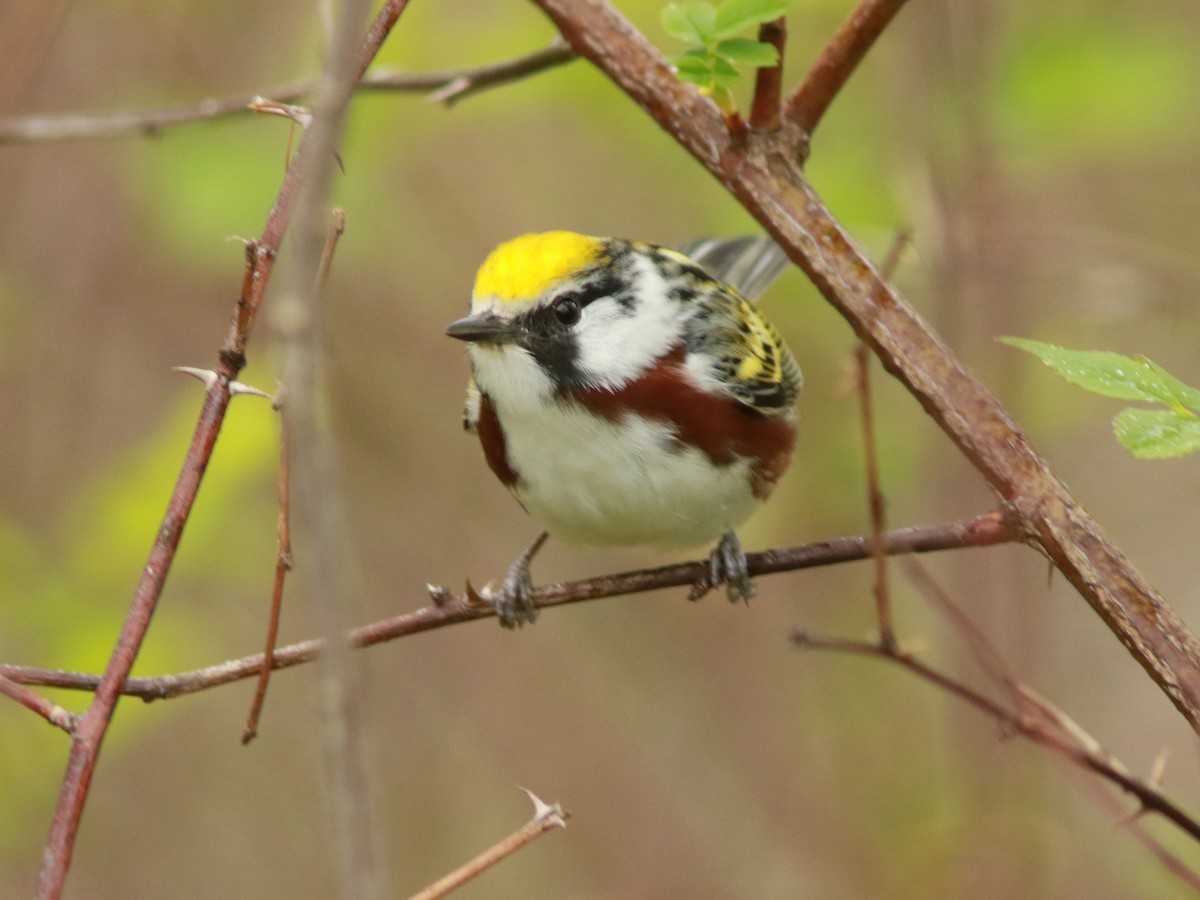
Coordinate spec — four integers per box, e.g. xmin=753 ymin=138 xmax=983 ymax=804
xmin=445 ymin=312 xmax=521 ymax=345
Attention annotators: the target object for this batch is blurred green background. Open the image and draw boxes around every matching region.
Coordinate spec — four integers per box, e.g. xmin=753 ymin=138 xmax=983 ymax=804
xmin=3 ymin=1 xmax=1200 ymax=897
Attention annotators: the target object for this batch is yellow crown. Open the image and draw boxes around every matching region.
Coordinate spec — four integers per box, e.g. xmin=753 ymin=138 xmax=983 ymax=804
xmin=473 ymin=232 xmax=605 ymax=308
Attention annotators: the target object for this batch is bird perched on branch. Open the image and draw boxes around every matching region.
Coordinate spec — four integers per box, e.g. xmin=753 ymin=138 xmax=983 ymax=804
xmin=447 ymin=231 xmax=801 ymax=627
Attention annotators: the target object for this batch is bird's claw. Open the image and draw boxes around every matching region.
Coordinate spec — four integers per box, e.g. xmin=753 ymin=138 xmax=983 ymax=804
xmin=486 ymin=559 xmax=538 ymax=629
xmin=690 ymin=531 xmax=755 ymax=604
xmin=485 ymin=532 xmax=548 ymax=628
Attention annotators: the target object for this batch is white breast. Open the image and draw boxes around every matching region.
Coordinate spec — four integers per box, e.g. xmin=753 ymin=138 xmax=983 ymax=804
xmin=496 ymin=396 xmax=759 ymax=550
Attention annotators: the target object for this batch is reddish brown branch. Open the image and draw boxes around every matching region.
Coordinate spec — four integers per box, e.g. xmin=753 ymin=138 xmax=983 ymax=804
xmin=33 ymin=3 xmax=411 ymax=898
xmin=792 ymin=629 xmax=1200 ymax=857
xmin=855 ymin=343 xmax=894 ymax=649
xmin=407 ymin=790 xmax=568 ymax=900
xmin=2 ymin=511 xmax=1020 ymax=702
xmin=748 ymin=17 xmax=786 ymax=131
xmin=242 ymin=402 xmax=293 ymax=744
xmin=783 ymin=0 xmax=912 ymax=142
xmin=533 ymin=0 xmax=1200 ymax=733
xmin=857 ymin=232 xmax=910 ymax=650
xmin=0 ymin=673 xmax=76 ymax=733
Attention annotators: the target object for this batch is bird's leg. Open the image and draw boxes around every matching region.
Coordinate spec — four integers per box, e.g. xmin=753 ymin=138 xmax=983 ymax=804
xmin=490 ymin=531 xmax=549 ymax=628
xmin=700 ymin=530 xmax=755 ymax=604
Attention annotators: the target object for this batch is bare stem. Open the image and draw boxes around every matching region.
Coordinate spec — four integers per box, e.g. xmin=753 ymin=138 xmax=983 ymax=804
xmin=33 ymin=4 xmax=411 ymax=898
xmin=748 ymin=17 xmax=786 ymax=131
xmin=782 ymin=0 xmax=912 ymax=142
xmin=407 ymin=790 xmax=567 ymax=900
xmin=0 ymin=42 xmax=574 ymax=144
xmin=855 ymin=343 xmax=894 ymax=650
xmin=2 ymin=511 xmax=1020 ymax=702
xmin=790 ymin=631 xmax=1200 ymax=853
xmin=0 ymin=673 xmax=76 ymax=734
xmin=243 ymin=400 xmax=293 ymax=744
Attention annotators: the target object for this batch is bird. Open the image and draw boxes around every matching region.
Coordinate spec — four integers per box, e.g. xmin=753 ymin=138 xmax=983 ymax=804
xmin=446 ymin=231 xmax=801 ymax=628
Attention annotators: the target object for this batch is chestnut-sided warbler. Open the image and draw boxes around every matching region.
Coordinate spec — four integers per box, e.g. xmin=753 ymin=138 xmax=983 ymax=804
xmin=447 ymin=231 xmax=801 ymax=628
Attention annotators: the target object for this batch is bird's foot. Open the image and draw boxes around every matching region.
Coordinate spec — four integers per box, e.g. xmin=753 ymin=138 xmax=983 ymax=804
xmin=483 ymin=532 xmax=548 ymax=629
xmin=689 ymin=531 xmax=755 ymax=603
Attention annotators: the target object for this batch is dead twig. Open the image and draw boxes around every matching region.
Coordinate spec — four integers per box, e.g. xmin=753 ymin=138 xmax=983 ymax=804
xmin=0 ymin=41 xmax=574 ymax=144
xmin=407 ymin=790 xmax=568 ymax=900
xmin=782 ymin=0 xmax=912 ymax=145
xmin=33 ymin=4 xmax=411 ymax=898
xmin=0 ymin=673 xmax=76 ymax=734
xmin=748 ymin=17 xmax=786 ymax=131
xmin=854 ymin=231 xmax=910 ymax=650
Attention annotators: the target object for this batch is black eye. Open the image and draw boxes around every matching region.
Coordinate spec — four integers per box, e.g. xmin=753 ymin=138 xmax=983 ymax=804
xmin=553 ymin=297 xmax=581 ymax=326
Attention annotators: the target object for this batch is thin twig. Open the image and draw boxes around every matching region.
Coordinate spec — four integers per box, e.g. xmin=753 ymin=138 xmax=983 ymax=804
xmin=748 ymin=17 xmax=786 ymax=131
xmin=790 ymin=631 xmax=1200 ymax=850
xmin=0 ymin=673 xmax=76 ymax=734
xmin=796 ymin=560 xmax=1200 ymax=890
xmin=242 ymin=397 xmax=293 ymax=744
xmin=33 ymin=4 xmax=412 ymax=898
xmin=0 ymin=42 xmax=574 ymax=144
xmin=407 ymin=790 xmax=568 ymax=900
xmin=782 ymin=0 xmax=912 ymax=143
xmin=242 ymin=207 xmax=344 ymax=745
xmin=855 ymin=342 xmax=894 ymax=650
xmin=855 ymin=231 xmax=910 ymax=650
xmin=2 ymin=511 xmax=1021 ymax=702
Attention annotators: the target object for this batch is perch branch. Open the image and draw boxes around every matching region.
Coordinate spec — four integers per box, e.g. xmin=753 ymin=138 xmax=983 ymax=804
xmin=2 ymin=511 xmax=1019 ymax=701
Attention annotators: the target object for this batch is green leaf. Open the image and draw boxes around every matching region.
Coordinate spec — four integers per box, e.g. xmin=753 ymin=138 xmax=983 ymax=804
xmin=713 ymin=0 xmax=788 ymax=38
xmin=709 ymin=54 xmax=742 ymax=89
xmin=1001 ymin=337 xmax=1197 ymax=405
xmin=1135 ymin=357 xmax=1200 ymax=413
xmin=1113 ymin=408 xmax=1200 ymax=459
xmin=715 ymin=38 xmax=779 ymax=67
xmin=662 ymin=2 xmax=718 ymax=44
xmin=672 ymin=53 xmax=713 ymax=84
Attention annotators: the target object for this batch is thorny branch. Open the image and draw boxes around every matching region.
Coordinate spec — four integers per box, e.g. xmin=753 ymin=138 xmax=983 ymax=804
xmin=242 ymin=208 xmax=345 ymax=745
xmin=533 ymin=0 xmax=1200 ymax=733
xmin=32 ymin=3 xmax=412 ymax=898
xmin=7 ymin=0 xmax=1199 ymax=892
xmin=792 ymin=559 xmax=1200 ymax=892
xmin=407 ymin=790 xmax=568 ymax=900
xmin=0 ymin=41 xmax=575 ymax=144
xmin=2 ymin=511 xmax=1020 ymax=702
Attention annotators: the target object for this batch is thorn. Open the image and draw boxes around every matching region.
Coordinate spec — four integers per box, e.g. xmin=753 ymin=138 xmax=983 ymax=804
xmin=427 ymin=583 xmax=451 ymax=607
xmin=172 ymin=366 xmax=220 ymax=389
xmin=519 ymin=788 xmax=568 ymax=828
xmin=229 ymin=380 xmax=273 ymax=400
xmin=248 ymin=96 xmax=313 ymax=128
xmin=427 ymin=78 xmax=470 ymax=105
xmin=1149 ymin=747 xmax=1170 ymax=788
xmin=465 ymin=579 xmax=489 ymax=607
